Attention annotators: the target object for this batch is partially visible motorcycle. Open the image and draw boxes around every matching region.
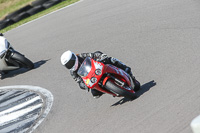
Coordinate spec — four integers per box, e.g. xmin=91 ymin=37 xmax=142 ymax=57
xmin=77 ymin=57 xmax=140 ymax=99
xmin=0 ymin=35 xmax=34 ymax=79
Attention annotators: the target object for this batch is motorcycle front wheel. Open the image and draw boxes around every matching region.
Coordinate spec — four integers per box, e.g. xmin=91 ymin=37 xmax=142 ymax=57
xmin=11 ymin=51 xmax=34 ymax=69
xmin=105 ymin=79 xmax=137 ymax=99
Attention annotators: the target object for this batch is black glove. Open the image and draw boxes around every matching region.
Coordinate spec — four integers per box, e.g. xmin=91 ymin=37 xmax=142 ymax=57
xmin=70 ymin=70 xmax=81 ymax=83
xmin=97 ymin=54 xmax=108 ymax=62
xmin=74 ymin=76 xmax=82 ymax=83
xmin=80 ymin=53 xmax=94 ymax=58
xmin=79 ymin=81 xmax=89 ymax=91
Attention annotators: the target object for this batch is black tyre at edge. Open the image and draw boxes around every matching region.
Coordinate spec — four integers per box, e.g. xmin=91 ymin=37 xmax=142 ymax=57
xmin=0 ymin=19 xmax=14 ymax=30
xmin=31 ymin=0 xmax=49 ymax=7
xmin=6 ymin=5 xmax=32 ymax=19
xmin=11 ymin=12 xmax=30 ymax=23
xmin=42 ymin=0 xmax=62 ymax=9
xmin=11 ymin=51 xmax=34 ymax=69
xmin=26 ymin=5 xmax=45 ymax=15
xmin=105 ymin=80 xmax=137 ymax=99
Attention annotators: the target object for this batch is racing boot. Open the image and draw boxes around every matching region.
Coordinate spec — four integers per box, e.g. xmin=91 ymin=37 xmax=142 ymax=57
xmin=111 ymin=58 xmax=141 ymax=92
xmin=129 ymin=71 xmax=140 ymax=92
xmin=0 ymin=71 xmax=5 ymax=79
xmin=91 ymin=89 xmax=104 ymax=99
xmin=111 ymin=57 xmax=131 ymax=75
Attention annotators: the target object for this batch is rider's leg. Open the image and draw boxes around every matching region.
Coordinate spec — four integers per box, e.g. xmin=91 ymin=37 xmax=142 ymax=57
xmin=110 ymin=57 xmax=140 ymax=91
xmin=110 ymin=57 xmax=132 ymax=75
xmin=91 ymin=89 xmax=104 ymax=99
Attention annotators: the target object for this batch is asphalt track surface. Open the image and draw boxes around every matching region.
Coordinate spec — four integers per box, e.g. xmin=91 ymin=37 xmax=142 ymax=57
xmin=2 ymin=0 xmax=200 ymax=132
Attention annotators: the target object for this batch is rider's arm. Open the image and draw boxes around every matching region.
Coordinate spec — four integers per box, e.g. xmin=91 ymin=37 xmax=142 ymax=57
xmin=79 ymin=53 xmax=94 ymax=58
xmin=79 ymin=81 xmax=89 ymax=90
xmin=70 ymin=70 xmax=89 ymax=90
xmin=70 ymin=70 xmax=81 ymax=83
xmin=80 ymin=51 xmax=107 ymax=60
xmin=80 ymin=51 xmax=120 ymax=65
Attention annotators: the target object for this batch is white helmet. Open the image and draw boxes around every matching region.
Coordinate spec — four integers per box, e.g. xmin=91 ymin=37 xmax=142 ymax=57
xmin=61 ymin=50 xmax=79 ymax=71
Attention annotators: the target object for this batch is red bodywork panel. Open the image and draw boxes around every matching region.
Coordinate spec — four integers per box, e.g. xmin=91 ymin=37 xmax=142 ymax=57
xmin=81 ymin=58 xmax=134 ymax=96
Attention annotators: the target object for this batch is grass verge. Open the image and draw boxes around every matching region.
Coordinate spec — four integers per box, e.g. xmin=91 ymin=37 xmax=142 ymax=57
xmin=0 ymin=0 xmax=79 ymax=33
xmin=0 ymin=0 xmax=35 ymax=19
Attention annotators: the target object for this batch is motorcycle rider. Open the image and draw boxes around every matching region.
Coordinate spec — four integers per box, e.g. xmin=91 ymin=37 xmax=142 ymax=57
xmin=61 ymin=50 xmax=140 ymax=98
xmin=0 ymin=33 xmax=7 ymax=78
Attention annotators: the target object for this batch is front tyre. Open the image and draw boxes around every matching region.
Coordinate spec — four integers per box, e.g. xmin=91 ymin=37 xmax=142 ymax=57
xmin=105 ymin=80 xmax=137 ymax=99
xmin=11 ymin=51 xmax=34 ymax=69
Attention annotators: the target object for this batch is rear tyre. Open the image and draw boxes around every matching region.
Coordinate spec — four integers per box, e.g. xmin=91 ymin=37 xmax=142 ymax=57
xmin=11 ymin=52 xmax=34 ymax=69
xmin=133 ymin=79 xmax=140 ymax=92
xmin=105 ymin=80 xmax=137 ymax=99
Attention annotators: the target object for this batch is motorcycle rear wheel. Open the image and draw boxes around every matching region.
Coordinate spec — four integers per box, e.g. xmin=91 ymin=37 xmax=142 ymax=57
xmin=133 ymin=79 xmax=141 ymax=92
xmin=11 ymin=52 xmax=34 ymax=69
xmin=105 ymin=80 xmax=137 ymax=99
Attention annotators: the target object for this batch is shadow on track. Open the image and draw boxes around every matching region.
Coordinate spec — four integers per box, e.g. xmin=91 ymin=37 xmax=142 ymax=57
xmin=33 ymin=59 xmax=50 ymax=69
xmin=111 ymin=80 xmax=156 ymax=106
xmin=2 ymin=59 xmax=49 ymax=79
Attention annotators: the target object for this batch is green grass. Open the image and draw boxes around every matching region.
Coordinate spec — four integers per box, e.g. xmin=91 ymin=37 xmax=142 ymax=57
xmin=0 ymin=0 xmax=79 ymax=33
xmin=0 ymin=0 xmax=35 ymax=19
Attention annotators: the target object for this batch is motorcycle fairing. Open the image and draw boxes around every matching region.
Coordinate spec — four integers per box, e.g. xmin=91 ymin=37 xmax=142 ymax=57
xmin=102 ymin=64 xmax=134 ymax=94
xmin=79 ymin=57 xmax=134 ymax=96
xmin=103 ymin=64 xmax=131 ymax=86
xmin=81 ymin=59 xmax=104 ymax=88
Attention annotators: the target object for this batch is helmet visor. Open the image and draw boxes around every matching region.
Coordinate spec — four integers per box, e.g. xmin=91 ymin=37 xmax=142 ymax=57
xmin=65 ymin=54 xmax=76 ymax=69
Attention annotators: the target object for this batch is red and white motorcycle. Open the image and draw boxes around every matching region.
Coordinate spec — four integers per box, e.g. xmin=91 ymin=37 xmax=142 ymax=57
xmin=77 ymin=57 xmax=140 ymax=99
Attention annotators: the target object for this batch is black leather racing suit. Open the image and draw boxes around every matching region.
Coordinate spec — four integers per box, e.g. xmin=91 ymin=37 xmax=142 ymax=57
xmin=70 ymin=51 xmax=132 ymax=97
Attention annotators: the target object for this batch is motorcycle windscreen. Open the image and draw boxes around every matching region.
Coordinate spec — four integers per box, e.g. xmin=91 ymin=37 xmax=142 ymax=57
xmin=77 ymin=57 xmax=92 ymax=77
